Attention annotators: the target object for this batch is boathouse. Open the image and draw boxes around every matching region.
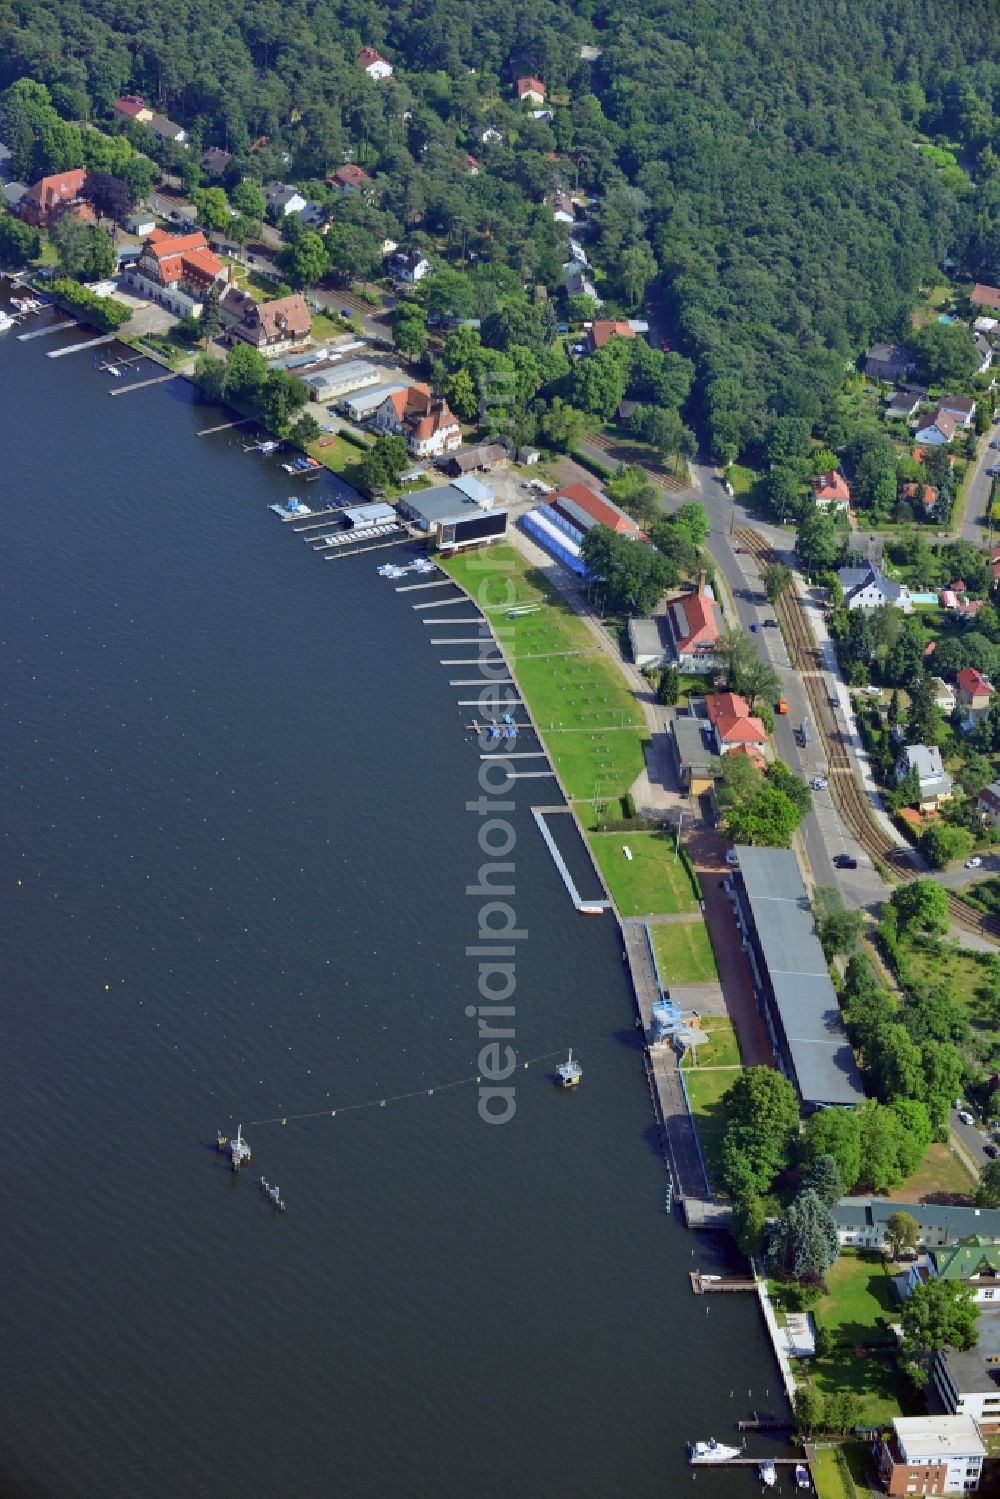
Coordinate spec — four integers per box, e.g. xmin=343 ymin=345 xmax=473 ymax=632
xmin=123 ymin=228 xmax=229 ymax=317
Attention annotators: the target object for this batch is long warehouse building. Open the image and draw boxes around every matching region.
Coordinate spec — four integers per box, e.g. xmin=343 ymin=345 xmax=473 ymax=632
xmin=731 ymin=845 xmax=865 ymax=1110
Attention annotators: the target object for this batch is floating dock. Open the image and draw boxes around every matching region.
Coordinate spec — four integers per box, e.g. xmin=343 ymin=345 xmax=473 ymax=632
xmin=48 ymin=333 xmax=116 ymax=358
xmin=531 ymin=809 xmax=612 ymax=914
xmin=17 ymin=320 xmax=78 ymax=341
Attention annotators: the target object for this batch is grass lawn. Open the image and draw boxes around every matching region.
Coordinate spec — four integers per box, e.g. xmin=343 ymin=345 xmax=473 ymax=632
xmin=681 ymin=1016 xmax=740 ymax=1069
xmin=805 ymin=1251 xmax=913 ymax=1426
xmin=651 ymin=919 xmax=719 ymax=985
xmin=811 ymin=1444 xmax=872 ymax=1499
xmin=894 ymin=934 xmax=994 ymax=1031
xmin=728 ymin=463 xmax=759 ymax=496
xmin=681 ymin=1066 xmax=736 ymax=1193
xmin=307 ymin=435 xmax=368 ymax=487
xmin=442 ymin=545 xmax=647 ymax=802
xmin=310 ymin=310 xmax=352 ymax=343
xmin=891 ymin=1141 xmax=975 ymax=1204
xmin=587 ymin=831 xmax=698 ymax=917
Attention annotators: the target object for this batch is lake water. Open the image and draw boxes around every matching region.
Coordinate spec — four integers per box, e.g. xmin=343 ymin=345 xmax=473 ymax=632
xmin=0 ymin=306 xmax=782 ymax=1498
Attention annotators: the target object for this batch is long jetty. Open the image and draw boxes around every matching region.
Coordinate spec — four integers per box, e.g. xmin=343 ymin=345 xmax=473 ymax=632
xmin=18 ymin=320 xmax=78 ymax=341
xmin=48 ymin=333 xmax=116 ymax=358
xmin=110 ymin=372 xmax=180 ymax=396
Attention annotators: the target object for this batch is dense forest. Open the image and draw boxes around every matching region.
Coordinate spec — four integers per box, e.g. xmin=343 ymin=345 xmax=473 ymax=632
xmin=3 ymin=0 xmax=1000 ymax=456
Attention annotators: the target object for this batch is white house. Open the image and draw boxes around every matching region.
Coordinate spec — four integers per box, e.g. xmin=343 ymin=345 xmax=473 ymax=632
xmin=481 ymin=127 xmax=504 ymax=145
xmin=372 ymin=384 xmax=461 ymax=458
xmin=904 ymin=1242 xmax=1000 ymax=1306
xmin=939 ymin=394 xmax=977 ymax=426
xmin=879 ymin=1415 xmax=986 ymax=1494
xmin=390 ymin=249 xmax=431 ymax=283
xmin=358 ymin=46 xmax=393 ymax=79
xmin=933 ymin=1345 xmax=1000 ymax=1435
xmin=837 ymin=565 xmax=912 ymax=613
xmin=896 ymin=743 xmax=954 ymax=811
xmin=265 ymin=182 xmax=307 ymax=217
xmin=915 ymin=408 xmax=959 ymax=446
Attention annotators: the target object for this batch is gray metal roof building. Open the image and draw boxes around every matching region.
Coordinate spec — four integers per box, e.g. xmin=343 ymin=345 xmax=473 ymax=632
xmin=397 ymin=483 xmax=498 ymax=529
xmin=734 ymin=846 xmax=864 ymax=1109
xmin=835 ymin=1197 xmax=1000 ymax=1247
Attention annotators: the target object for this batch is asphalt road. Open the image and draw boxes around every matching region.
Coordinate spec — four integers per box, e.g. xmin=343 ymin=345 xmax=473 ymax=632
xmin=960 ymin=418 xmax=1000 ymax=545
xmin=951 ymin=1105 xmax=994 ymax=1170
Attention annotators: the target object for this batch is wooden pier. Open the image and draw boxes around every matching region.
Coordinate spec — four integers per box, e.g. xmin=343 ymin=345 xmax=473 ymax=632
xmin=48 ymin=332 xmax=116 ymax=358
xmin=689 ymin=1271 xmax=756 ymax=1295
xmin=99 ymin=353 xmax=145 ymax=371
xmin=324 ymin=536 xmax=414 ymax=561
xmin=197 ymin=417 xmax=254 ymax=436
xmin=110 ymin=372 xmax=180 ymax=396
xmin=17 ymin=320 xmax=78 ymax=341
xmin=736 ymin=1419 xmax=795 ymax=1432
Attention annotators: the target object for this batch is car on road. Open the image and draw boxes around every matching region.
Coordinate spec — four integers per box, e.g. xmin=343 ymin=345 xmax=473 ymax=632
xmin=990 ymin=439 xmax=1000 ymax=449
xmin=725 ymin=849 xmax=739 ymax=867
xmin=967 ymin=856 xmax=984 ymax=869
xmin=340 ymin=307 xmax=353 ymax=318
xmin=989 ymin=465 xmax=1000 ymax=478
xmin=959 ymin=1109 xmax=976 ymax=1126
xmin=763 ymin=618 xmax=778 ymax=628
xmin=812 ymin=777 xmax=828 ymax=790
xmin=833 ymin=854 xmax=858 ymax=869
xmin=987 ymin=1144 xmax=998 ymax=1159
xmin=749 ymin=621 xmax=760 ymax=633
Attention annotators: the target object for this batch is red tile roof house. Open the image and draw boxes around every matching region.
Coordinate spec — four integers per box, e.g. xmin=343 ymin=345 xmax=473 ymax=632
xmin=516 ymin=76 xmax=546 ymax=104
xmin=972 ymin=284 xmax=1000 ymax=312
xmin=358 ymin=46 xmax=393 ymax=79
xmin=123 ymin=228 xmax=229 ymax=318
xmin=19 ymin=168 xmax=89 ymax=228
xmin=112 ymin=94 xmax=153 ymax=122
xmin=663 ymin=589 xmax=725 ymax=671
xmin=957 ymin=667 xmax=993 ymax=715
xmin=703 ymin=691 xmax=767 ymax=756
xmin=586 ymin=320 xmax=637 ymax=353
xmin=811 ymin=471 xmax=851 ymax=512
xmin=899 ymin=481 xmax=938 ymax=514
xmin=327 ymin=163 xmax=372 ymax=194
xmin=372 ymin=384 xmax=461 ymax=459
xmin=546 ymin=482 xmax=642 ymax=535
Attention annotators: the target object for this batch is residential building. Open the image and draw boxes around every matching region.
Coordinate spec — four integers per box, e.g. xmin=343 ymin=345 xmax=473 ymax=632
xmin=916 ymin=409 xmax=959 ymax=446
xmin=931 ymin=677 xmax=957 ymax=714
xmin=19 ymin=168 xmax=88 ymax=228
xmin=112 ymin=94 xmax=152 ymax=122
xmin=265 ymin=182 xmax=307 ymax=217
xmin=703 ymin=692 xmax=767 ymax=758
xmin=516 ymin=76 xmax=546 ymax=104
xmin=975 ymin=316 xmax=998 ymax=335
xmin=975 ymin=336 xmax=994 ymax=374
xmin=838 ymin=565 xmax=912 ymax=613
xmin=978 ymin=780 xmax=1000 ymax=829
xmin=932 ymin=1347 xmax=1000 ymax=1435
xmin=397 ymin=479 xmax=507 ymax=553
xmin=906 ymin=1241 xmax=1000 ymax=1305
xmin=358 ymin=46 xmax=393 ymax=79
xmin=586 ymin=320 xmax=636 ymax=353
xmin=971 ymin=285 xmax=1000 ymax=312
xmin=885 ymin=390 xmax=921 ymax=421
xmin=122 ymin=228 xmax=228 ymax=317
xmin=147 ymin=113 xmax=188 ymax=143
xmin=835 ymin=1198 xmax=1000 ymax=1250
xmin=565 ymin=269 xmax=600 ymax=304
xmin=865 ymin=342 xmax=915 ymax=381
xmin=388 ymin=249 xmax=430 ymax=283
xmin=991 ymin=546 xmax=1000 ymax=586
xmin=438 ymin=444 xmax=509 ymax=476
xmin=899 ymin=481 xmax=938 ymax=515
xmin=811 ymin=470 xmax=851 ymax=512
xmin=201 ymin=148 xmax=232 ymax=177
xmin=939 ymin=395 xmax=977 ymax=426
xmin=670 ymin=716 xmax=717 ymax=797
xmin=878 ymin=1415 xmax=985 ymax=1494
xmin=896 ymin=744 xmax=954 ymax=811
xmin=302 ymin=359 xmax=381 ymax=402
xmin=628 ymin=617 xmax=674 ymax=670
xmin=481 ymin=127 xmax=504 ymax=145
xmin=663 ymin=589 xmax=724 ymax=671
xmin=327 ymin=164 xmax=371 ymax=195
xmin=339 ymin=382 xmax=407 ymax=422
xmin=729 ymin=846 xmax=865 ymax=1110
xmin=372 ymin=384 xmax=461 ymax=458
xmin=957 ymin=667 xmax=993 ymax=715
xmin=550 ymin=192 xmax=575 ymax=223
xmin=224 ymin=291 xmax=312 ymax=352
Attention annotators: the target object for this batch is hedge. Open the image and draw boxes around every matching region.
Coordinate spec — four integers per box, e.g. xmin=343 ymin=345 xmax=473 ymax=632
xmin=337 ymin=426 xmax=370 ymax=450
xmin=570 ymin=447 xmax=616 ymax=482
xmin=678 ymin=843 xmax=703 ymax=902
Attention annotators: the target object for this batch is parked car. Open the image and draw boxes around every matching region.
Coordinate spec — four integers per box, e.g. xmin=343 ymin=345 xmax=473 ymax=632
xmin=340 ymin=308 xmax=353 ymax=318
xmin=812 ymin=777 xmax=828 ymax=790
xmin=833 ymin=854 xmax=858 ymax=869
xmin=763 ymin=618 xmax=778 ymax=628
xmin=749 ymin=621 xmax=760 ymax=633
xmin=990 ymin=439 xmax=1000 ymax=449
xmin=959 ymin=1109 xmax=975 ymax=1126
xmin=967 ymin=856 xmax=984 ymax=869
xmin=725 ymin=849 xmax=739 ymax=867
xmin=989 ymin=465 xmax=1000 ymax=478
xmin=986 ymin=1144 xmax=998 ymax=1159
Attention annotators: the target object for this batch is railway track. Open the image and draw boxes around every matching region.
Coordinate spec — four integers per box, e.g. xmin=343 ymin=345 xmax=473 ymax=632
xmin=733 ymin=527 xmax=999 ymax=941
xmin=583 ymin=431 xmax=688 ymax=492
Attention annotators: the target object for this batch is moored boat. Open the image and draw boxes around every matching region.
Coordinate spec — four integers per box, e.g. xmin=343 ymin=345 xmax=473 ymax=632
xmin=687 ymin=1439 xmax=742 ymax=1464
xmin=759 ymin=1460 xmax=777 ymax=1488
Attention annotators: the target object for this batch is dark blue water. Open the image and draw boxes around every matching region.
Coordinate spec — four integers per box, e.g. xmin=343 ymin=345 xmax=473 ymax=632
xmin=0 ymin=308 xmax=782 ymax=1499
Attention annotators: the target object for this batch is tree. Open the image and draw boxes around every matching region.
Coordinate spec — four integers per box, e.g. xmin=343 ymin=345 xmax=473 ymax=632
xmin=190 ymin=186 xmax=232 ymax=232
xmin=730 ymin=1190 xmax=767 ymax=1258
xmin=669 ymin=503 xmax=710 ymax=546
xmin=766 ymin=1189 xmax=840 ymax=1282
xmin=578 ymin=526 xmax=673 ymax=614
xmin=279 ymin=230 xmax=329 ymax=289
xmin=763 ymin=562 xmax=793 ymax=605
xmin=720 ymin=781 xmax=803 ymax=848
xmin=223 ymin=343 xmax=268 ymax=400
xmin=360 ymin=435 xmax=409 ymax=491
xmin=0 ymin=214 xmax=40 ymax=264
xmin=793 ymin=1385 xmax=825 ymax=1437
xmin=325 ymin=223 xmax=381 ymax=284
xmin=258 ymin=370 xmax=307 ymax=434
xmin=714 ymin=627 xmax=781 ymax=707
xmin=913 ymin=322 xmax=979 ymax=386
xmin=288 ymin=412 xmax=320 ymax=446
xmin=796 ymin=506 xmax=840 ymax=573
xmin=803 ymin=1153 xmax=843 ymax=1208
xmin=885 ymin=1210 xmax=919 ymax=1259
xmin=765 ymin=761 xmax=812 ymax=816
xmin=976 ymin=1159 xmax=1000 ymax=1208
xmin=52 ymin=217 xmax=115 ymax=279
xmin=856 ymin=1099 xmax=917 ymax=1192
xmin=618 ymin=240 xmax=657 ymax=308
xmin=812 ymin=885 xmax=863 ymax=957
xmin=802 ymin=1109 xmax=862 ymax=1193
xmin=231 ymin=180 xmax=266 ymax=221
xmin=656 ymin=666 xmax=680 ymax=706
xmin=890 ymin=880 xmax=949 ymax=937
xmin=720 ymin=1066 xmax=800 ymax=1195
xmin=393 ymin=303 xmax=429 ymax=358
xmin=905 ymin=674 xmax=942 ymax=746
xmin=198 ymin=282 xmax=222 ymax=345
xmin=81 ymin=171 xmax=132 ymax=221
xmin=901 ymin=1277 xmax=979 ymax=1384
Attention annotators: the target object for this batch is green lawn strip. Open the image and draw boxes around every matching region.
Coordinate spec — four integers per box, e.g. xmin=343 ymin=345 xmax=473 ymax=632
xmin=306 ymin=435 xmax=368 ymax=485
xmin=680 ymin=1066 xmax=736 ymax=1194
xmin=544 ymin=729 xmax=648 ymax=802
xmin=652 ymin=919 xmax=720 ymax=986
xmin=587 ymin=831 xmax=698 ymax=916
xmin=681 ymin=1017 xmax=740 ymax=1069
xmin=805 ymin=1251 xmax=913 ymax=1426
xmin=811 ymin=1444 xmax=872 ymax=1499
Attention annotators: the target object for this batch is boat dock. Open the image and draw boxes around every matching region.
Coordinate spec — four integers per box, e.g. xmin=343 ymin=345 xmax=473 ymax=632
xmin=689 ymin=1272 xmax=756 ymax=1294
xmin=48 ymin=333 xmax=116 ymax=358
xmin=110 ymin=372 xmax=180 ymax=396
xmin=197 ymin=417 xmax=254 ymax=436
xmin=531 ymin=808 xmax=612 ymax=914
xmin=18 ymin=320 xmax=78 ymax=341
xmin=99 ymin=353 xmax=145 ymax=372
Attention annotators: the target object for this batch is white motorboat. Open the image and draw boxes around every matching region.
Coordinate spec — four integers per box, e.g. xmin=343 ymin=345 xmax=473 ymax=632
xmin=759 ymin=1460 xmax=777 ymax=1488
xmin=688 ymin=1439 xmax=742 ymax=1464
xmin=794 ymin=1463 xmax=811 ymax=1490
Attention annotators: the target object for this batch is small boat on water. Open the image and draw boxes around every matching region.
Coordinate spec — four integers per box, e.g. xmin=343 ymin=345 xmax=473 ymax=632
xmin=758 ymin=1461 xmax=777 ymax=1488
xmin=688 ymin=1439 xmax=742 ymax=1465
xmin=556 ymin=1047 xmax=582 ymax=1089
xmin=0 ymin=310 xmax=14 ymax=332
xmin=107 ymin=365 xmax=122 ymax=377
xmin=256 ymin=439 xmax=282 ymax=455
xmin=794 ymin=1464 xmax=811 ymax=1490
